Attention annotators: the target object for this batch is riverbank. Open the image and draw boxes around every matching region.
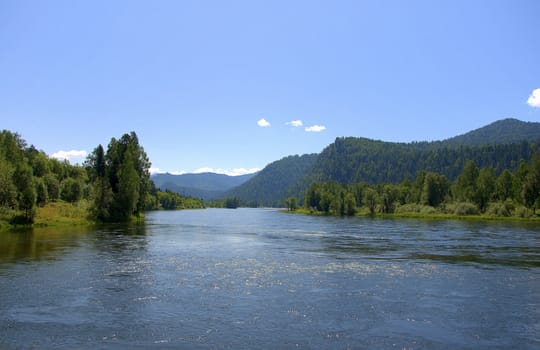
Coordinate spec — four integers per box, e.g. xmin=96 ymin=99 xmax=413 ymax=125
xmin=285 ymin=207 xmax=540 ymax=222
xmin=0 ymin=201 xmax=95 ymax=231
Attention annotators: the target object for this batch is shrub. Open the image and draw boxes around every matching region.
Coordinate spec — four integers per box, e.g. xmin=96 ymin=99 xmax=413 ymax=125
xmin=486 ymin=201 xmax=515 ymax=217
xmin=452 ymin=202 xmax=479 ymax=216
xmin=395 ymin=203 xmax=437 ymax=214
xmin=514 ymin=205 xmax=533 ymax=218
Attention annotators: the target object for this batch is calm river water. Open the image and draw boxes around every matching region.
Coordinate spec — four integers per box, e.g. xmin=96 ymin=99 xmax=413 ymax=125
xmin=0 ymin=208 xmax=539 ymax=349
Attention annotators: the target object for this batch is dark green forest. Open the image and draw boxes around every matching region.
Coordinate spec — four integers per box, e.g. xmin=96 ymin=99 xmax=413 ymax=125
xmin=302 ymin=153 xmax=540 ymax=217
xmin=0 ymin=130 xmax=203 ymax=227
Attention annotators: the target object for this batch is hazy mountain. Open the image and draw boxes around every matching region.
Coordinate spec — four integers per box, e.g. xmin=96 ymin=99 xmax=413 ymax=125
xmin=151 ymin=172 xmax=256 ymax=201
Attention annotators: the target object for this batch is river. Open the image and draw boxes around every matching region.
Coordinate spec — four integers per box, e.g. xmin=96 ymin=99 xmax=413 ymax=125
xmin=0 ymin=208 xmax=539 ymax=349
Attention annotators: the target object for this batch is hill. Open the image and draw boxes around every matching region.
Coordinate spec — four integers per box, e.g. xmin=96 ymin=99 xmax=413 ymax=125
xmin=229 ymin=118 xmax=540 ymax=206
xmin=224 ymin=154 xmax=318 ymax=207
xmin=151 ymin=172 xmax=256 ymax=201
xmin=441 ymin=118 xmax=540 ymax=147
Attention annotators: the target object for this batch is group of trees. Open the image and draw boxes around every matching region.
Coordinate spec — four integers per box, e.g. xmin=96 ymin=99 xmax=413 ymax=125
xmin=302 ymin=151 xmax=540 ymax=217
xmin=0 ymin=130 xmax=204 ymax=225
xmin=1 ymin=130 xmax=90 ymax=223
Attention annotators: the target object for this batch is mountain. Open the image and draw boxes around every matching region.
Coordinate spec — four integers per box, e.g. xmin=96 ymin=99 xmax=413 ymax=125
xmin=306 ymin=137 xmax=537 ymax=185
xmin=229 ymin=118 xmax=540 ymax=206
xmin=441 ymin=118 xmax=540 ymax=147
xmin=224 ymin=154 xmax=318 ymax=207
xmin=151 ymin=172 xmax=256 ymax=201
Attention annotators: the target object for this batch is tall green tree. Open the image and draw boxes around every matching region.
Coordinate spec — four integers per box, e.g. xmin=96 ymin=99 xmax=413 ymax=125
xmin=523 ymin=152 xmax=540 ymax=212
xmin=476 ymin=167 xmax=496 ymax=211
xmin=421 ymin=172 xmax=449 ymax=207
xmin=454 ymin=160 xmax=479 ymax=203
xmin=495 ymin=169 xmax=514 ymax=201
xmin=0 ymin=159 xmax=17 ymax=208
xmin=13 ymin=163 xmax=36 ymax=222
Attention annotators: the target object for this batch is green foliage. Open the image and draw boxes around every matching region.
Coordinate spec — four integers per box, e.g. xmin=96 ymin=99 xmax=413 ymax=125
xmin=86 ymin=132 xmax=151 ymax=222
xmin=61 ymin=178 xmax=83 ymax=203
xmin=305 ymin=151 xmax=540 ymax=218
xmin=224 ymin=197 xmax=240 ymax=209
xmin=44 ymin=173 xmax=60 ymax=201
xmin=154 ymin=190 xmax=204 ymax=210
xmin=0 ymin=159 xmax=17 ymax=208
xmin=421 ymin=172 xmax=449 ymax=207
xmin=35 ymin=177 xmax=48 ymax=207
xmin=285 ymin=196 xmax=298 ymax=211
xmin=451 ymin=202 xmax=480 ymax=216
xmin=226 ymin=154 xmax=318 ymax=207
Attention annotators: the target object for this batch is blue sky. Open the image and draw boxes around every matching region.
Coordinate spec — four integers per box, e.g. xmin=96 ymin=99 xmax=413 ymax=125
xmin=1 ymin=0 xmax=539 ymax=175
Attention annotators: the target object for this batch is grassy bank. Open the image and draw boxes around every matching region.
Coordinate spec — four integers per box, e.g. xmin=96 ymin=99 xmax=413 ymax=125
xmin=284 ymin=207 xmax=540 ymax=222
xmin=0 ymin=201 xmax=95 ymax=231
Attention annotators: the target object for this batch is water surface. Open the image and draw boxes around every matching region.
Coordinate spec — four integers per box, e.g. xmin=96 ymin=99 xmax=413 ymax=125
xmin=1 ymin=209 xmax=539 ymax=349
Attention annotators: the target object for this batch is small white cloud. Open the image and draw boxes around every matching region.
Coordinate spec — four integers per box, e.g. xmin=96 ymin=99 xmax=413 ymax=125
xmin=169 ymin=170 xmax=187 ymax=175
xmin=50 ymin=150 xmax=87 ymax=162
xmin=257 ymin=118 xmax=271 ymax=127
xmin=305 ymin=125 xmax=326 ymax=132
xmin=286 ymin=120 xmax=303 ymax=127
xmin=527 ymin=88 xmax=540 ymax=108
xmin=194 ymin=167 xmax=260 ymax=176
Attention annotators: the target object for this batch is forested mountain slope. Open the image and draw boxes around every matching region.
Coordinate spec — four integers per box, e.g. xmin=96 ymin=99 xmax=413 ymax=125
xmin=306 ymin=137 xmax=537 ymax=185
xmin=224 ymin=154 xmax=318 ymax=207
xmin=229 ymin=118 xmax=539 ymax=207
xmin=440 ymin=118 xmax=540 ymax=147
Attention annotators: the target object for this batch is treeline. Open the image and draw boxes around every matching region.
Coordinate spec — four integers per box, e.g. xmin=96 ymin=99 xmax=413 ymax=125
xmin=302 ymin=151 xmax=540 ymax=218
xmin=0 ymin=130 xmax=203 ymax=225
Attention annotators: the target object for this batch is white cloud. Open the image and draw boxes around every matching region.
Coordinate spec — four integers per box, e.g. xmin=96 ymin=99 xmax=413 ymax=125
xmin=149 ymin=167 xmax=164 ymax=174
xmin=305 ymin=125 xmax=326 ymax=132
xmin=286 ymin=120 xmax=303 ymax=127
xmin=527 ymin=88 xmax=540 ymax=108
xmin=194 ymin=167 xmax=261 ymax=176
xmin=50 ymin=150 xmax=87 ymax=162
xmin=152 ymin=167 xmax=260 ymax=176
xmin=257 ymin=118 xmax=271 ymax=127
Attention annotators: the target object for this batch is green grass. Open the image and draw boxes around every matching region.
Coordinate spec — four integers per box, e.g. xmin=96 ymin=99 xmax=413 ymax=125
xmin=288 ymin=207 xmax=540 ymax=222
xmin=33 ymin=201 xmax=94 ymax=227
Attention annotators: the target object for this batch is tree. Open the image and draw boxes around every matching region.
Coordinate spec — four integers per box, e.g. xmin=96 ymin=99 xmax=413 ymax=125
xmin=421 ymin=172 xmax=449 ymax=207
xmin=343 ymin=192 xmax=357 ymax=216
xmin=13 ymin=163 xmax=36 ymax=222
xmin=113 ymin=156 xmax=140 ymax=220
xmin=224 ymin=197 xmax=240 ymax=209
xmin=454 ymin=160 xmax=479 ymax=203
xmin=0 ymin=160 xmax=17 ymax=208
xmin=35 ymin=177 xmax=48 ymax=207
xmin=523 ymin=152 xmax=540 ymax=212
xmin=285 ymin=196 xmax=298 ymax=211
xmin=61 ymin=178 xmax=82 ymax=203
xmin=363 ymin=188 xmax=378 ymax=215
xmin=44 ymin=173 xmax=60 ymax=201
xmin=495 ymin=169 xmax=514 ymax=201
xmin=476 ymin=167 xmax=496 ymax=211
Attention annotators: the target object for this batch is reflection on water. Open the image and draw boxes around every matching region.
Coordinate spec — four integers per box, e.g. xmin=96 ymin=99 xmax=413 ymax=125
xmin=0 ymin=209 xmax=539 ymax=349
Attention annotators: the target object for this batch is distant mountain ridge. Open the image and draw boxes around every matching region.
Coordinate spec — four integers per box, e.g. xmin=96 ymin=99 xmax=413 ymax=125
xmin=151 ymin=172 xmax=256 ymax=201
